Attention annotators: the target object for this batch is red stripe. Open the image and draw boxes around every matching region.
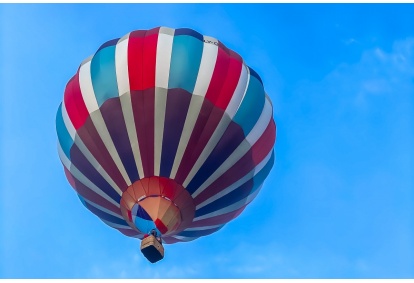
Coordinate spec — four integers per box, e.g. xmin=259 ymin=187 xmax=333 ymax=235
xmin=162 ymin=237 xmax=182 ymax=244
xmin=194 ymin=118 xmax=276 ymax=205
xmin=64 ymin=166 xmax=77 ymax=188
xmin=131 ymin=89 xmax=155 ymax=177
xmin=215 ymin=49 xmax=243 ymax=109
xmin=174 ymin=100 xmax=224 ymax=184
xmin=66 ymin=170 xmax=122 ymax=216
xmin=77 ymin=116 xmax=128 ymax=191
xmin=252 ymin=119 xmax=276 ymax=165
xmin=204 ymin=46 xmax=229 ymax=107
xmin=128 ymin=30 xmax=145 ymax=90
xmin=142 ymin=27 xmax=159 ymax=89
xmin=118 ymin=228 xmax=140 ymax=237
xmin=64 ymin=71 xmax=89 ymax=129
xmin=128 ymin=28 xmax=159 ymax=90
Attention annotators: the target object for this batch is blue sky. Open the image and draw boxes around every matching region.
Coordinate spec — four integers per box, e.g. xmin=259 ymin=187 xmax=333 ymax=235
xmin=1 ymin=3 xmax=413 ymax=279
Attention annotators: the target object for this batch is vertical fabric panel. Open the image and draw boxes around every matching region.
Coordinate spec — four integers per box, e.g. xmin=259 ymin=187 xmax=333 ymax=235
xmin=56 ymin=104 xmax=73 ymax=159
xmin=168 ymin=31 xmax=203 ymax=93
xmin=91 ymin=39 xmax=120 ymax=107
xmin=63 ymin=72 xmax=89 ymax=129
xmin=232 ymin=69 xmax=265 ymax=135
xmin=160 ymin=89 xmax=192 ymax=177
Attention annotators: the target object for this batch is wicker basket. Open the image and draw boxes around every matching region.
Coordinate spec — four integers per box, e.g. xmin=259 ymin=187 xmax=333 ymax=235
xmin=140 ymin=235 xmax=165 ymax=263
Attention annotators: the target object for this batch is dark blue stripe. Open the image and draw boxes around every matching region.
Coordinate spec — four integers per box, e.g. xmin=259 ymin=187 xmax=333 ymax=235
xmin=195 ymin=152 xmax=274 ymax=217
xmin=160 ymin=89 xmax=192 ymax=177
xmin=178 ymin=226 xmax=223 ymax=238
xmin=100 ymin=97 xmax=140 ymax=183
xmin=174 ymin=28 xmax=203 ymax=41
xmin=85 ymin=201 xmax=128 ymax=226
xmin=97 ymin=38 xmax=119 ymax=52
xmin=248 ymin=66 xmax=263 ymax=85
xmin=186 ymin=121 xmax=245 ymax=194
xmin=195 ymin=179 xmax=254 ymax=218
xmin=70 ymin=144 xmax=121 ymax=203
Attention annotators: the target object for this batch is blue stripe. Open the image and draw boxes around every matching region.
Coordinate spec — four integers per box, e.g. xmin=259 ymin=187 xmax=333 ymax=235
xmin=251 ymin=151 xmax=275 ymax=194
xmin=77 ymin=194 xmax=87 ymax=207
xmin=178 ymin=226 xmax=223 ymax=238
xmin=174 ymin=28 xmax=203 ymax=41
xmin=168 ymin=34 xmax=203 ymax=93
xmin=248 ymin=66 xmax=263 ymax=85
xmin=233 ymin=71 xmax=265 ymax=135
xmin=91 ymin=42 xmax=119 ymax=107
xmin=97 ymin=38 xmax=119 ymax=52
xmin=56 ymin=104 xmax=73 ymax=160
xmin=195 ymin=151 xmax=274 ymax=217
xmin=186 ymin=121 xmax=245 ymax=195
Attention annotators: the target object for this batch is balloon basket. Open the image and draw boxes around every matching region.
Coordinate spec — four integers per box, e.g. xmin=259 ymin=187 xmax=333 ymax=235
xmin=140 ymin=235 xmax=164 ymax=263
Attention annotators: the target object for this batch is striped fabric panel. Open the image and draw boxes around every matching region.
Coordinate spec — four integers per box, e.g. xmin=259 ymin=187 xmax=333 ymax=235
xmin=172 ymin=45 xmax=243 ymax=184
xmin=169 ymin=35 xmax=219 ymax=179
xmin=191 ymin=96 xmax=275 ymax=201
xmin=184 ymin=76 xmax=268 ymax=197
xmin=59 ymin=145 xmax=121 ymax=210
xmin=178 ymin=64 xmax=249 ymax=187
xmin=58 ymin=102 xmax=125 ymax=196
xmin=58 ymin=27 xmax=276 ymax=242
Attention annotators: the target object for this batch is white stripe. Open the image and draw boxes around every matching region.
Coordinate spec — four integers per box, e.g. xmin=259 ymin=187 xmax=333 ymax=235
xmin=193 ymin=185 xmax=262 ymax=222
xmin=170 ymin=235 xmax=197 ymax=241
xmin=78 ymin=60 xmax=132 ymax=186
xmin=236 ymin=62 xmax=251 ymax=112
xmin=74 ymin=136 xmax=123 ymax=196
xmin=83 ymin=198 xmax=123 ymax=219
xmin=154 ymin=87 xmax=168 ymax=176
xmin=169 ymin=96 xmax=203 ymax=178
xmin=115 ymin=33 xmax=130 ymax=96
xmin=79 ymin=60 xmax=99 ymax=113
xmin=115 ymin=35 xmax=145 ymax=178
xmin=101 ymin=219 xmax=132 ymax=230
xmin=169 ymin=39 xmax=219 ymax=178
xmin=246 ymin=96 xmax=273 ymax=144
xmin=225 ymin=63 xmax=249 ymax=119
xmin=57 ymin=142 xmax=72 ymax=170
xmin=190 ymin=140 xmax=250 ymax=198
xmin=61 ymin=102 xmax=76 ymax=140
xmin=182 ymin=64 xmax=249 ymax=187
xmin=58 ymin=143 xmax=120 ymax=207
xmin=185 ymin=224 xmax=222 ymax=231
xmin=61 ymin=85 xmax=124 ymax=196
xmin=155 ymin=31 xmax=174 ymax=89
xmin=154 ymin=30 xmax=174 ymax=174
xmin=190 ymin=97 xmax=272 ymax=198
xmin=196 ymin=149 xmax=273 ymax=210
xmin=192 ymin=36 xmax=218 ymax=97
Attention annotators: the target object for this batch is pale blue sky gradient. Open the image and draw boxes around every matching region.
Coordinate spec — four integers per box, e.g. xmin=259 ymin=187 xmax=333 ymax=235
xmin=1 ymin=4 xmax=413 ymax=278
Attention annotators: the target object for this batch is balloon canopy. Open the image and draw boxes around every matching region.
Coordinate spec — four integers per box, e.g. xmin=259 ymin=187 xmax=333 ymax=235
xmin=56 ymin=27 xmax=276 ymax=244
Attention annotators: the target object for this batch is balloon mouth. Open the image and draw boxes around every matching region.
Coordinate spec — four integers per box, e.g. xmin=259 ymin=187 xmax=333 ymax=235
xmin=119 ymin=177 xmax=195 ymax=236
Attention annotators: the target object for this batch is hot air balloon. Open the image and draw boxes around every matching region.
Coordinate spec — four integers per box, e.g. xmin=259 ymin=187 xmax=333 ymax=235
xmin=56 ymin=26 xmax=276 ymax=263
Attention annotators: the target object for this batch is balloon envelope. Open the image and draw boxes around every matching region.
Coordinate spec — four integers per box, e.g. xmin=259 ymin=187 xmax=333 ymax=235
xmin=56 ymin=27 xmax=276 ymax=244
